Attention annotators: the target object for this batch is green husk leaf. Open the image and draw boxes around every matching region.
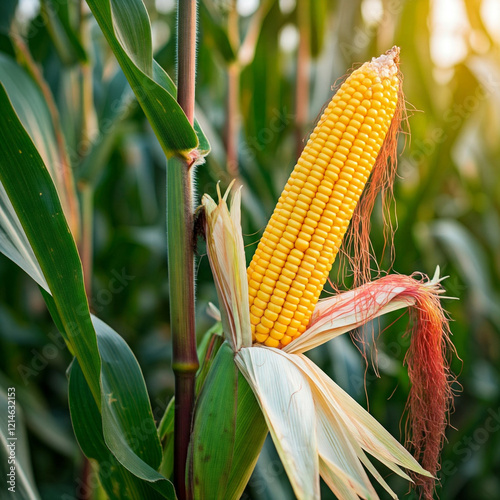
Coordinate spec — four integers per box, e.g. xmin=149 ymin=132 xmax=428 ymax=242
xmin=158 ymin=322 xmax=224 ymax=481
xmin=189 ymin=342 xmax=238 ymax=499
xmin=194 ymin=321 xmax=224 ymax=395
xmin=225 ymin=368 xmax=268 ymax=499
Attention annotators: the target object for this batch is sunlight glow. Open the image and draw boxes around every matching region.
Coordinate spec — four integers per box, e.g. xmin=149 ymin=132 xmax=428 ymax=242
xmin=279 ymin=23 xmax=299 ymax=53
xmin=361 ymin=0 xmax=384 ymax=26
xmin=155 ymin=0 xmax=175 ymax=15
xmin=431 ymin=0 xmax=469 ymax=68
xmin=279 ymin=0 xmax=296 ymax=15
xmin=237 ymin=0 xmax=259 ymax=17
xmin=481 ymin=0 xmax=500 ymax=43
xmin=16 ymin=0 xmax=39 ymax=23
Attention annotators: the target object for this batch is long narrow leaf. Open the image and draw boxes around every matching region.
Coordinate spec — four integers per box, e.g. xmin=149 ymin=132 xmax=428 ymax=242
xmin=0 ymin=53 xmax=77 ymax=230
xmin=95 ymin=316 xmax=173 ymax=494
xmin=0 ymin=83 xmax=101 ymax=402
xmin=69 ymin=360 xmax=173 ymax=500
xmin=85 ymin=0 xmax=210 ymax=157
xmin=0 ymin=85 xmax=174 ymax=492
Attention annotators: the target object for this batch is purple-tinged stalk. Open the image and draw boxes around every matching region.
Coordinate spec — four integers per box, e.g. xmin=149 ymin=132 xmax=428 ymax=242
xmin=170 ymin=2 xmax=199 ymax=499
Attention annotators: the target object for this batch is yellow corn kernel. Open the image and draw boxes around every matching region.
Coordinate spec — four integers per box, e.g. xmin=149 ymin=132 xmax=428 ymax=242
xmin=248 ymin=47 xmax=400 ymax=346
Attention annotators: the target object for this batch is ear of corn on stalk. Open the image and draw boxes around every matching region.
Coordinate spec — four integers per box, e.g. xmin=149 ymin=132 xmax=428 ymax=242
xmin=248 ymin=47 xmax=401 ymax=348
xmin=202 ymin=47 xmax=454 ymax=500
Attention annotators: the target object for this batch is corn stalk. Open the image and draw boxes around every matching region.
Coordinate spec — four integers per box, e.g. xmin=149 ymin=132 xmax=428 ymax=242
xmin=168 ymin=1 xmax=199 ymax=499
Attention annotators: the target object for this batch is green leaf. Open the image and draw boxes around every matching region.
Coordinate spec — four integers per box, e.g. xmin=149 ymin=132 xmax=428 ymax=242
xmin=0 ymin=182 xmax=48 ymax=291
xmin=152 ymin=61 xmax=211 ymax=156
xmin=158 ymin=323 xmax=223 ymax=481
xmin=189 ymin=341 xmax=268 ymax=500
xmin=158 ymin=397 xmax=174 ymax=480
xmin=225 ymin=369 xmax=268 ymax=499
xmin=189 ymin=342 xmax=238 ymax=500
xmin=0 ymin=84 xmax=172 ymax=492
xmin=200 ymin=3 xmax=236 ymax=64
xmin=94 ymin=316 xmax=173 ymax=494
xmin=0 ymin=54 xmax=73 ymax=207
xmin=42 ymin=0 xmax=87 ymax=63
xmin=0 ymin=83 xmax=101 ymax=403
xmin=69 ymin=360 xmax=173 ymax=500
xmin=85 ymin=0 xmax=210 ymax=157
xmin=0 ymin=387 xmax=41 ymax=499
xmin=49 ymin=0 xmax=87 ymax=61
xmin=68 ymin=316 xmax=176 ymax=498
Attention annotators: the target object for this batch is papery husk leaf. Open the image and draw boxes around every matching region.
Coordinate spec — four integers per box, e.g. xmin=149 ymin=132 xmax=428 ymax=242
xmin=284 ymin=274 xmax=434 ymax=355
xmin=289 ymin=354 xmax=431 ymax=479
xmin=235 ymin=347 xmax=320 ymax=500
xmin=202 ymin=187 xmax=251 ymax=350
xmin=319 ymin=456 xmax=359 ymax=500
xmin=315 ymin=400 xmax=379 ymax=499
xmin=315 ymin=389 xmax=398 ymax=499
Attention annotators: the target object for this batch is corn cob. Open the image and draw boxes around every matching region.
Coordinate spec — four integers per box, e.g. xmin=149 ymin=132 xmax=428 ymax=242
xmin=248 ymin=47 xmax=400 ymax=347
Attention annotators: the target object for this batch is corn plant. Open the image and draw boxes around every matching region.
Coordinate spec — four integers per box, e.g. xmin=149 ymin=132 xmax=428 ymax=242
xmin=0 ymin=1 xmax=457 ymax=499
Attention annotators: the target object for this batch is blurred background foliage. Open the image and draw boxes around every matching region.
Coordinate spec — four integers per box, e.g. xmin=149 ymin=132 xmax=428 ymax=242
xmin=0 ymin=0 xmax=499 ymax=498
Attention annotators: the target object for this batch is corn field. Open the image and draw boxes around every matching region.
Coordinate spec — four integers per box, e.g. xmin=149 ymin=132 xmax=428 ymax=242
xmin=0 ymin=0 xmax=499 ymax=499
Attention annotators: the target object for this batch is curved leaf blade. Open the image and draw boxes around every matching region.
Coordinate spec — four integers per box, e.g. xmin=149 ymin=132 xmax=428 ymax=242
xmin=85 ymin=0 xmax=210 ymax=157
xmin=0 ymin=182 xmax=47 ymax=291
xmin=0 ymin=53 xmax=76 ymax=226
xmin=0 ymin=54 xmax=63 ymax=183
xmin=0 ymin=83 xmax=101 ymax=402
xmin=94 ymin=316 xmax=172 ymax=493
xmin=69 ymin=360 xmax=174 ymax=500
xmin=0 ymin=88 xmax=174 ymax=491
